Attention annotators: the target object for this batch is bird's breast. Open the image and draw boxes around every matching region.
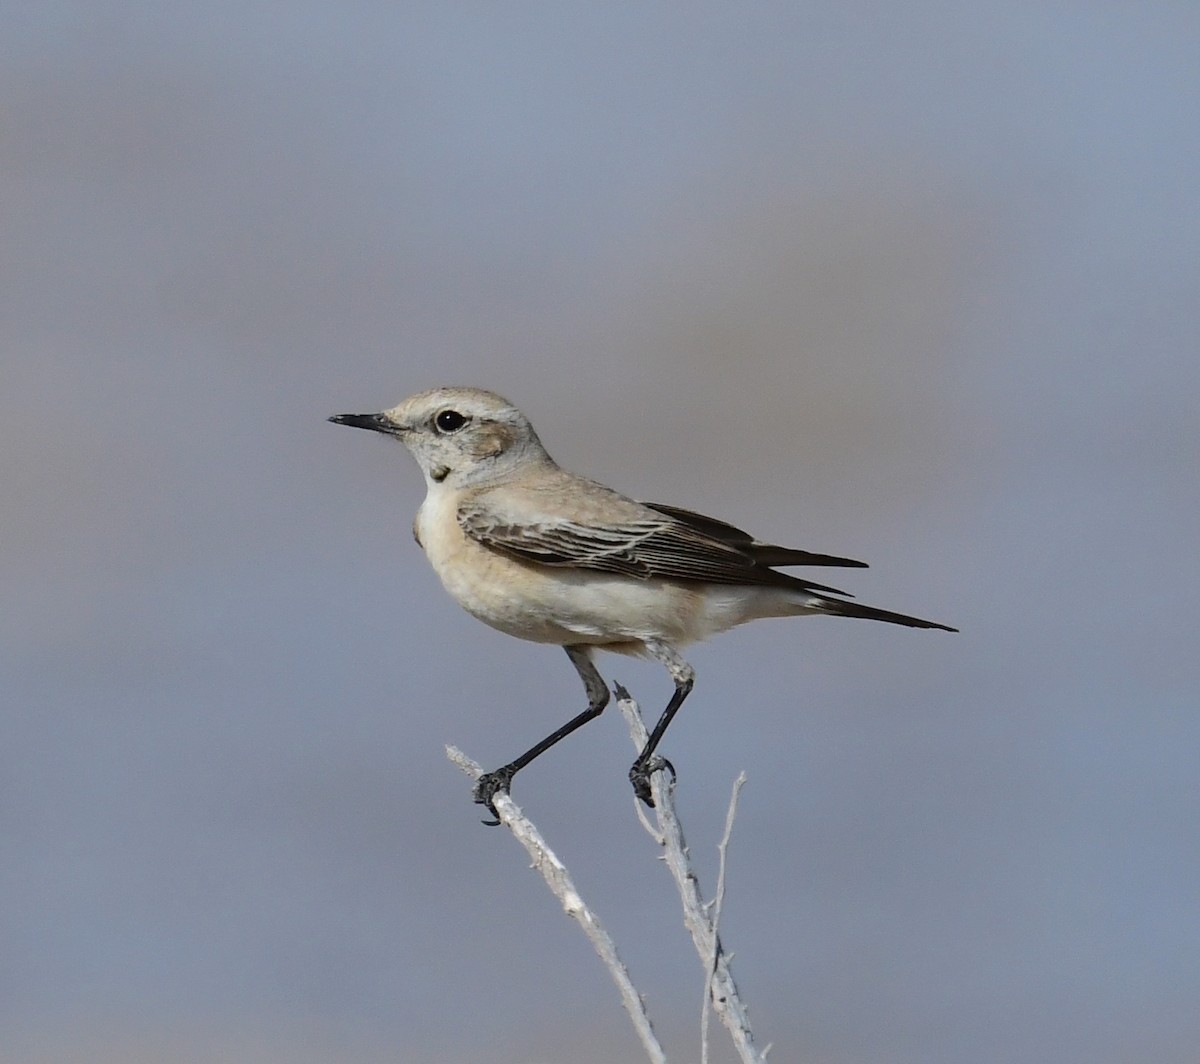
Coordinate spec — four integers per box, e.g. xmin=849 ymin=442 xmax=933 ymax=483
xmin=415 ymin=489 xmax=575 ymax=643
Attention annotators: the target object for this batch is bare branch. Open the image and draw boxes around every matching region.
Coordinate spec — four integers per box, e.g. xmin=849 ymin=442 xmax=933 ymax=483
xmin=446 ymin=746 xmax=667 ymax=1064
xmin=614 ymin=688 xmax=766 ymax=1064
xmin=703 ymin=772 xmax=747 ymax=1064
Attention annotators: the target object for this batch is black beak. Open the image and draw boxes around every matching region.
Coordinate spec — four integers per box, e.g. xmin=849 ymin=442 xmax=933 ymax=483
xmin=327 ymin=412 xmax=398 ymax=435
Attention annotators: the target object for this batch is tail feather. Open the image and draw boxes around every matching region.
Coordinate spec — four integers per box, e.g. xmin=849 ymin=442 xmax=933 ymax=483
xmin=817 ymin=597 xmax=957 ymax=632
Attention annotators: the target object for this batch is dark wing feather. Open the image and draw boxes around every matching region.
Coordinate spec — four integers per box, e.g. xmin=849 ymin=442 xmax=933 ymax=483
xmin=643 ymin=502 xmax=868 ymax=569
xmin=638 ymin=503 xmax=757 ymax=545
xmin=458 ymin=502 xmax=853 ymax=596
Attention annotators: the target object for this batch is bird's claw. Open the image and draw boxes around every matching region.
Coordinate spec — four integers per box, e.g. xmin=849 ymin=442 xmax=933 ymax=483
xmin=629 ymin=754 xmax=675 ymax=808
xmin=473 ymin=765 xmax=516 ymax=826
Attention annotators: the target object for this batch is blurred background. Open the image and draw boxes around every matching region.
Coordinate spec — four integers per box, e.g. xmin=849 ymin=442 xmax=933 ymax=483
xmin=3 ymin=4 xmax=1198 ymax=1063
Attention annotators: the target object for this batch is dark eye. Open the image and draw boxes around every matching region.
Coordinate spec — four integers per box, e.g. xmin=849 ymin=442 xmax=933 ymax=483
xmin=435 ymin=409 xmax=468 ymax=432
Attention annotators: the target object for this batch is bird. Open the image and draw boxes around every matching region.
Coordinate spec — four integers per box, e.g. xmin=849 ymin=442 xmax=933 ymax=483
xmin=329 ymin=386 xmax=955 ymax=822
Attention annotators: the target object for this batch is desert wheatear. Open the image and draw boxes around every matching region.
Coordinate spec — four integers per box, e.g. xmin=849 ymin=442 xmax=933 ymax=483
xmin=330 ymin=387 xmax=954 ymax=822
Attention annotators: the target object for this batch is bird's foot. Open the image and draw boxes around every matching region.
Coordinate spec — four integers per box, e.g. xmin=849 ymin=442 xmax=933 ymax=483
xmin=473 ymin=764 xmax=517 ymax=826
xmin=629 ymin=755 xmax=675 ymax=808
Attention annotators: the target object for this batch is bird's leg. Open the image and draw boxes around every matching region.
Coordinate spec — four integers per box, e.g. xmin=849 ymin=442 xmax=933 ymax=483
xmin=474 ymin=645 xmax=609 ymax=825
xmin=628 ymin=639 xmax=695 ymax=807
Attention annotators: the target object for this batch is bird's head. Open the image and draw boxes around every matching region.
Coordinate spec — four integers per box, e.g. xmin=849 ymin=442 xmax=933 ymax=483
xmin=329 ymin=386 xmax=552 ymax=489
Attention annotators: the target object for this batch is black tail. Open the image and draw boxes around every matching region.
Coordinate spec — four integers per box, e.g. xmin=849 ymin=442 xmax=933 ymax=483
xmin=818 ymin=597 xmax=957 ymax=632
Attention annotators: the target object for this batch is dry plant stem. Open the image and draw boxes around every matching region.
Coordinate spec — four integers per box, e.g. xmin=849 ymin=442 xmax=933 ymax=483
xmin=702 ymin=772 xmax=748 ymax=1064
xmin=614 ymin=687 xmax=767 ymax=1064
xmin=445 ymin=745 xmax=667 ymax=1064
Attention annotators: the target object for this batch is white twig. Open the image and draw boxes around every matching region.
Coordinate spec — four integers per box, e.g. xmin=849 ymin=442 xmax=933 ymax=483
xmin=615 ymin=687 xmax=766 ymax=1064
xmin=445 ymin=746 xmax=667 ymax=1064
xmin=702 ymin=772 xmax=747 ymax=1064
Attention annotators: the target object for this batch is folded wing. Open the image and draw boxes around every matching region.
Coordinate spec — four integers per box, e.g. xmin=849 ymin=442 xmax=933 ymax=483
xmin=458 ymin=496 xmax=855 ymax=597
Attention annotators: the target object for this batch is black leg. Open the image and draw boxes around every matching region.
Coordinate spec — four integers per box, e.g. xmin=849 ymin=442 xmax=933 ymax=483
xmin=628 ymin=639 xmax=696 ymax=807
xmin=474 ymin=645 xmax=609 ymax=824
xmin=628 ymin=677 xmax=693 ymax=806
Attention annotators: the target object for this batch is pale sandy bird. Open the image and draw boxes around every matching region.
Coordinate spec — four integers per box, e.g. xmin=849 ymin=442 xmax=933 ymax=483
xmin=330 ymin=386 xmax=955 ymax=822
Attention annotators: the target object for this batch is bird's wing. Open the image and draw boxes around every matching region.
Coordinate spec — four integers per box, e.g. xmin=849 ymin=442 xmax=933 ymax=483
xmin=458 ymin=488 xmax=853 ymax=595
xmin=642 ymin=502 xmax=868 ymax=569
